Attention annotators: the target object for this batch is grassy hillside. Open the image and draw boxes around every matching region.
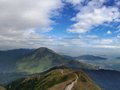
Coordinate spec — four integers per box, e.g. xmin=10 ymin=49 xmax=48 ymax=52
xmin=7 ymin=66 xmax=101 ymax=90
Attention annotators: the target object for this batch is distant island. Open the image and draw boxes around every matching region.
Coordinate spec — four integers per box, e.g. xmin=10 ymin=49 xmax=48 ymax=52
xmin=76 ymin=55 xmax=107 ymax=60
xmin=116 ymin=57 xmax=120 ymax=59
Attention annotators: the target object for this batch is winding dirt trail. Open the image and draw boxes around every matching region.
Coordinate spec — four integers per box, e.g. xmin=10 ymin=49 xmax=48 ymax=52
xmin=65 ymin=73 xmax=78 ymax=90
xmin=61 ymin=69 xmax=64 ymax=76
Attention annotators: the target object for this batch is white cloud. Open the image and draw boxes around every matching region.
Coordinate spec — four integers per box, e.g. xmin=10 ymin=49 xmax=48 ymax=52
xmin=67 ymin=0 xmax=120 ymax=33
xmin=100 ymin=39 xmax=113 ymax=44
xmin=94 ymin=45 xmax=120 ymax=49
xmin=107 ymin=30 xmax=112 ymax=34
xmin=0 ymin=29 xmax=56 ymax=50
xmin=0 ymin=0 xmax=63 ymax=32
xmin=64 ymin=0 xmax=84 ymax=5
xmin=0 ymin=0 xmax=63 ymax=49
xmin=115 ymin=0 xmax=120 ymax=6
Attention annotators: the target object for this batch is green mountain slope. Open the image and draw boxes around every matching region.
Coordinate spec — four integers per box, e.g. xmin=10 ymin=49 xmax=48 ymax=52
xmin=17 ymin=47 xmax=98 ymax=74
xmin=17 ymin=47 xmax=68 ymax=73
xmin=7 ymin=66 xmax=101 ymax=90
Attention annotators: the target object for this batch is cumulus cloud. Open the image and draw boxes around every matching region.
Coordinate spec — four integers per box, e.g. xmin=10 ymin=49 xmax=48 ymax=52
xmin=0 ymin=0 xmax=120 ymax=54
xmin=64 ymin=0 xmax=84 ymax=6
xmin=0 ymin=29 xmax=55 ymax=50
xmin=0 ymin=0 xmax=63 ymax=32
xmin=115 ymin=0 xmax=120 ymax=6
xmin=107 ymin=30 xmax=112 ymax=34
xmin=67 ymin=0 xmax=120 ymax=33
xmin=0 ymin=0 xmax=64 ymax=49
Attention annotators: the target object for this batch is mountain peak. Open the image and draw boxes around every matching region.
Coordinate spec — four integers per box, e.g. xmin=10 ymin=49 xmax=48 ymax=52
xmin=35 ymin=47 xmax=54 ymax=53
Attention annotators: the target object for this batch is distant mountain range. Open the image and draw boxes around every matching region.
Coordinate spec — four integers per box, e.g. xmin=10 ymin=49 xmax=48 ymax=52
xmin=6 ymin=66 xmax=101 ymax=90
xmin=17 ymin=47 xmax=98 ymax=74
xmin=0 ymin=47 xmax=98 ymax=74
xmin=116 ymin=57 xmax=120 ymax=59
xmin=63 ymin=55 xmax=107 ymax=61
xmin=76 ymin=55 xmax=107 ymax=60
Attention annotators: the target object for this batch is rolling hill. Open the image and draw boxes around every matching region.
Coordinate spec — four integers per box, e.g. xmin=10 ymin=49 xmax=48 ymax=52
xmin=6 ymin=66 xmax=101 ymax=90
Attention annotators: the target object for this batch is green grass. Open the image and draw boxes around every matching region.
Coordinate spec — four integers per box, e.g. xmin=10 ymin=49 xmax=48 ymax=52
xmin=7 ymin=69 xmax=70 ymax=90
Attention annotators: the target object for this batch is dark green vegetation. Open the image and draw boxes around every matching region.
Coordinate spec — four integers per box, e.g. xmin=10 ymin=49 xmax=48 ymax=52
xmin=17 ymin=47 xmax=98 ymax=74
xmin=76 ymin=55 xmax=107 ymax=60
xmin=6 ymin=66 xmax=101 ymax=90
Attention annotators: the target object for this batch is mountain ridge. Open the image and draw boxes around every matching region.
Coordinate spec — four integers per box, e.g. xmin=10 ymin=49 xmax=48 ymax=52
xmin=6 ymin=66 xmax=101 ymax=90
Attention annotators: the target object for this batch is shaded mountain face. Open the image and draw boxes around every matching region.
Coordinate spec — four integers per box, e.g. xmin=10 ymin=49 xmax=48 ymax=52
xmin=0 ymin=49 xmax=33 ymax=72
xmin=85 ymin=69 xmax=120 ymax=90
xmin=76 ymin=55 xmax=107 ymax=60
xmin=6 ymin=66 xmax=101 ymax=90
xmin=17 ymin=47 xmax=98 ymax=74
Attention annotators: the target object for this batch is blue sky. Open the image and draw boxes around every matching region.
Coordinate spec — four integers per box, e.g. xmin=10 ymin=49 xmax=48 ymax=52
xmin=0 ymin=0 xmax=120 ymax=55
xmin=44 ymin=0 xmax=120 ymax=40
